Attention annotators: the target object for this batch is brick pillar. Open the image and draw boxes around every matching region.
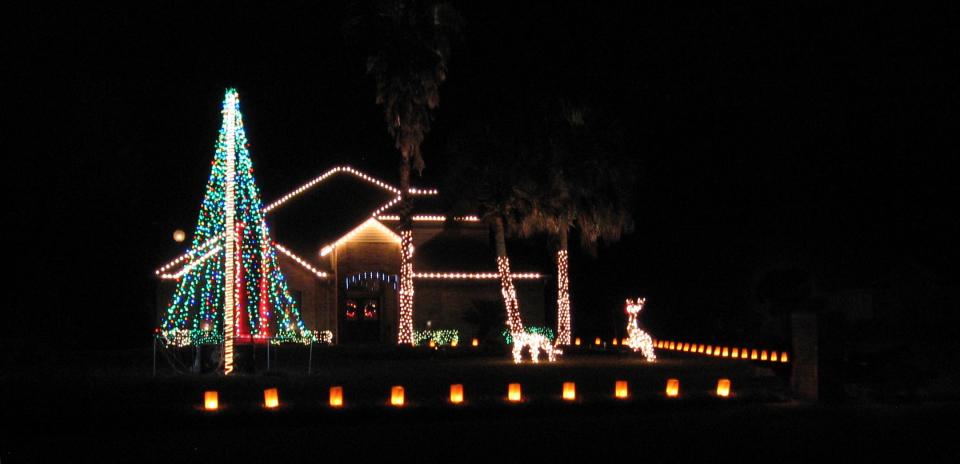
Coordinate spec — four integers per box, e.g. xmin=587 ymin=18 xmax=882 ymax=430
xmin=791 ymin=312 xmax=818 ymax=401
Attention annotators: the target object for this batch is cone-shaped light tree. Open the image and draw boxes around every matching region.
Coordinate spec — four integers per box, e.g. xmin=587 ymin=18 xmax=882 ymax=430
xmin=162 ymin=89 xmax=314 ymax=374
xmin=344 ymin=0 xmax=462 ymax=344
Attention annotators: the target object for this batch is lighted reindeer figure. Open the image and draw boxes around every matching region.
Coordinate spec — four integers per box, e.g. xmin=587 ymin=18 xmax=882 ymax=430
xmin=625 ymin=298 xmax=656 ymax=361
xmin=511 ymin=332 xmax=562 ymax=364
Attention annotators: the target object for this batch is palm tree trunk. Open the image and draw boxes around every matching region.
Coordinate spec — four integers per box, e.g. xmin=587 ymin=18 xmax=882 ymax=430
xmin=495 ymin=216 xmax=524 ymax=334
xmin=556 ymin=225 xmax=571 ymax=345
xmin=397 ymin=157 xmax=415 ymax=344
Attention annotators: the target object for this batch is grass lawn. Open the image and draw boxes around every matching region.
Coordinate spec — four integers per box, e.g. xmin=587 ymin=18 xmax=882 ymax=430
xmin=3 ymin=346 xmax=956 ymax=461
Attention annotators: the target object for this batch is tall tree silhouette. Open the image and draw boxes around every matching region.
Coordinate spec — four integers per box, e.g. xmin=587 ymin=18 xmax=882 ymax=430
xmin=344 ymin=0 xmax=462 ymax=344
xmin=515 ymin=99 xmax=636 ymax=345
xmin=443 ymin=117 xmax=531 ymax=335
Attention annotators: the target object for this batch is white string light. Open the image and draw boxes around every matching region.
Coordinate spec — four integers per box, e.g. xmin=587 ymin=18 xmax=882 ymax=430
xmin=273 ymin=243 xmax=329 ymax=278
xmin=413 ymin=272 xmax=542 ymax=280
xmin=263 ymin=165 xmax=437 ymax=213
xmin=319 ymin=218 xmax=402 ymax=257
xmin=158 ymin=245 xmax=223 ymax=280
xmin=511 ymin=332 xmax=561 ymax=363
xmin=222 ymin=90 xmax=238 ymax=376
xmin=397 ymin=230 xmax=415 ymax=344
xmin=498 ymin=256 xmax=525 ymax=337
xmin=624 ymin=298 xmax=656 ymax=362
xmin=155 ymin=235 xmax=222 ymax=275
xmin=376 ymin=215 xmax=480 ymax=222
xmin=556 ymin=250 xmax=571 ymax=345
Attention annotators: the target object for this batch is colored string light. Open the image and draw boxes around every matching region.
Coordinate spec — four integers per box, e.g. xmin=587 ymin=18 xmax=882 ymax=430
xmin=161 ymin=89 xmax=315 ymax=357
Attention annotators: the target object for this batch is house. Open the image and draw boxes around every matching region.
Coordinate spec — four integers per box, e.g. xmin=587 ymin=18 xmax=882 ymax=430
xmin=156 ymin=165 xmax=549 ymax=345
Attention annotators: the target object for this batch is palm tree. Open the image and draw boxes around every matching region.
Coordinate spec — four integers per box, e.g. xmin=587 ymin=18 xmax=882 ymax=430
xmin=515 ymin=99 xmax=635 ymax=345
xmin=344 ymin=0 xmax=462 ymax=344
xmin=443 ymin=120 xmax=529 ymax=335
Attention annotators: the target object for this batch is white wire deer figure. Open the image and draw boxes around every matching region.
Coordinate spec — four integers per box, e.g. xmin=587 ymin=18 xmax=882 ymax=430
xmin=511 ymin=332 xmax=562 ymax=364
xmin=625 ymin=298 xmax=656 ymax=361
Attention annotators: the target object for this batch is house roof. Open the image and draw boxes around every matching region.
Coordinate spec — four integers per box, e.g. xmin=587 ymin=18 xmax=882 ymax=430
xmin=157 ymin=164 xmax=547 ymax=281
xmin=156 ymin=165 xmax=434 ymax=279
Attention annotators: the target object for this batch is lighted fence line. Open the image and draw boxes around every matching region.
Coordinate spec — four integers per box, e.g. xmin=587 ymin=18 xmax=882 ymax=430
xmin=650 ymin=339 xmax=789 ymax=363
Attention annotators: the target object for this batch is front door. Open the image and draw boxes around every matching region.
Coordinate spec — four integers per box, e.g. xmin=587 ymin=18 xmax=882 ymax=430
xmin=340 ymin=296 xmax=381 ymax=343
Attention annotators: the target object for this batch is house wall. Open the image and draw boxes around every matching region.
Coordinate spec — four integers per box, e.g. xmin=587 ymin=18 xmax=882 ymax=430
xmin=277 ymin=254 xmax=334 ymax=336
xmin=335 ymin=239 xmax=401 ymax=343
xmin=413 ymin=280 xmax=547 ymax=340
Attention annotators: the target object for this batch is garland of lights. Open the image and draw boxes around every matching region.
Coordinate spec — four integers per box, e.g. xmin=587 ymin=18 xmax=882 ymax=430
xmin=398 ymin=230 xmax=415 ymax=345
xmin=162 ymin=89 xmax=314 ymax=367
xmin=502 ymin=326 xmax=555 ymax=345
xmin=344 ymin=271 xmax=398 ymax=290
xmin=555 ymin=250 xmax=571 ymax=345
xmin=413 ymin=329 xmax=460 ymax=346
xmin=624 ymin=298 xmax=656 ymax=362
xmin=317 ymin=330 xmax=334 ymax=344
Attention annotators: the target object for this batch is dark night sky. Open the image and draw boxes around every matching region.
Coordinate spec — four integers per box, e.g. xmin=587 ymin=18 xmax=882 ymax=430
xmin=9 ymin=2 xmax=959 ymax=348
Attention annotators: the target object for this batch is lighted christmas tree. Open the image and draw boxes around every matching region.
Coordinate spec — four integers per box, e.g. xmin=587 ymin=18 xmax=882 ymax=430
xmin=163 ymin=88 xmax=314 ymax=374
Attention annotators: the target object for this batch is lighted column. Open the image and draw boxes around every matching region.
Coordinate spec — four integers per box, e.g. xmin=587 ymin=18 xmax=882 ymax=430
xmin=497 ymin=256 xmax=525 ymax=334
xmin=556 ymin=249 xmax=571 ymax=345
xmin=397 ymin=230 xmax=415 ymax=344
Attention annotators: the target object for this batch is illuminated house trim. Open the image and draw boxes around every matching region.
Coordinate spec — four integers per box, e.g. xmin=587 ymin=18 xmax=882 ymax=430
xmin=156 ymin=164 xmax=548 ymax=345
